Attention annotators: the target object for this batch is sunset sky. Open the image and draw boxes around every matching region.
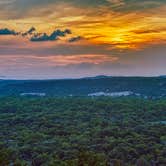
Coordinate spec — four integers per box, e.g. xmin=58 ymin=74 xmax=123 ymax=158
xmin=0 ymin=0 xmax=166 ymax=79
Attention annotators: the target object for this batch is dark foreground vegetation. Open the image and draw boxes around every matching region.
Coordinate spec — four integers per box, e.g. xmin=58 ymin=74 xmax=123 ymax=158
xmin=0 ymin=97 xmax=166 ymax=165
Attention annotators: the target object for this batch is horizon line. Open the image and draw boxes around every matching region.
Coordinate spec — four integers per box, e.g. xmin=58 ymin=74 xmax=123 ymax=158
xmin=0 ymin=75 xmax=165 ymax=81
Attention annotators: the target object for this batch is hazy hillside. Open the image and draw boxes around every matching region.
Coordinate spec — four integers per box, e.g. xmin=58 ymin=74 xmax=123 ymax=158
xmin=0 ymin=77 xmax=166 ymax=97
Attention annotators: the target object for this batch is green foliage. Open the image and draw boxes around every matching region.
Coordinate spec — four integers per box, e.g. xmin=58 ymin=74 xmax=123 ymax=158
xmin=0 ymin=97 xmax=165 ymax=165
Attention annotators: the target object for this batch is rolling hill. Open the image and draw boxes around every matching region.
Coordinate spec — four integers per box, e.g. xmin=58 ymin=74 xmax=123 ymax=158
xmin=0 ymin=77 xmax=166 ymax=97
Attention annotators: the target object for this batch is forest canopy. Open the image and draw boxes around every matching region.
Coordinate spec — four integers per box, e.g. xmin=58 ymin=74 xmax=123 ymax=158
xmin=0 ymin=97 xmax=166 ymax=165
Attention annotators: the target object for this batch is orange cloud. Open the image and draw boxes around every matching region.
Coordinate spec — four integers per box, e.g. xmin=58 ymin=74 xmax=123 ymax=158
xmin=0 ymin=2 xmax=166 ymax=50
xmin=46 ymin=54 xmax=118 ymax=66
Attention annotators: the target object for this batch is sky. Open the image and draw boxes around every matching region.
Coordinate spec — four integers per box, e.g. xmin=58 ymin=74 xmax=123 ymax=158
xmin=0 ymin=0 xmax=166 ymax=79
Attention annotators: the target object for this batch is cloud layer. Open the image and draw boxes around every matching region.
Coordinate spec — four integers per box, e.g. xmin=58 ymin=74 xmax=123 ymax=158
xmin=0 ymin=0 xmax=165 ymax=78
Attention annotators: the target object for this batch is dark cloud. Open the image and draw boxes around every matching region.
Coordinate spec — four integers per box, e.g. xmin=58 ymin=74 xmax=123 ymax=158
xmin=30 ymin=33 xmax=50 ymax=42
xmin=0 ymin=26 xmax=82 ymax=43
xmin=30 ymin=29 xmax=72 ymax=42
xmin=0 ymin=28 xmax=17 ymax=35
xmin=22 ymin=27 xmax=36 ymax=36
xmin=68 ymin=36 xmax=83 ymax=42
xmin=27 ymin=27 xmax=36 ymax=34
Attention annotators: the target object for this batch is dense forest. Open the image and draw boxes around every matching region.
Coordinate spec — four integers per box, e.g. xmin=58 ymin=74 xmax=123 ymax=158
xmin=0 ymin=97 xmax=166 ymax=165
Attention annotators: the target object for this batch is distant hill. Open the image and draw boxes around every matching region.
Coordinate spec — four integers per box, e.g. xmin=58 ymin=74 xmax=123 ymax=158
xmin=0 ymin=77 xmax=165 ymax=97
xmin=83 ymin=75 xmax=112 ymax=79
xmin=159 ymin=75 xmax=166 ymax=78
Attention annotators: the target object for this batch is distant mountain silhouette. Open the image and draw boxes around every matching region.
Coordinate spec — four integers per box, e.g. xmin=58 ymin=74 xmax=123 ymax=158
xmin=83 ymin=75 xmax=112 ymax=79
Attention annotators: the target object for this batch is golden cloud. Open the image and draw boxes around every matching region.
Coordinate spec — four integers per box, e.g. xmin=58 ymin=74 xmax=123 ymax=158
xmin=0 ymin=2 xmax=165 ymax=49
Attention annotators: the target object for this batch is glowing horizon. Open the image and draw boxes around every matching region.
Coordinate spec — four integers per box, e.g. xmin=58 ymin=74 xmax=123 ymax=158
xmin=0 ymin=0 xmax=166 ymax=79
